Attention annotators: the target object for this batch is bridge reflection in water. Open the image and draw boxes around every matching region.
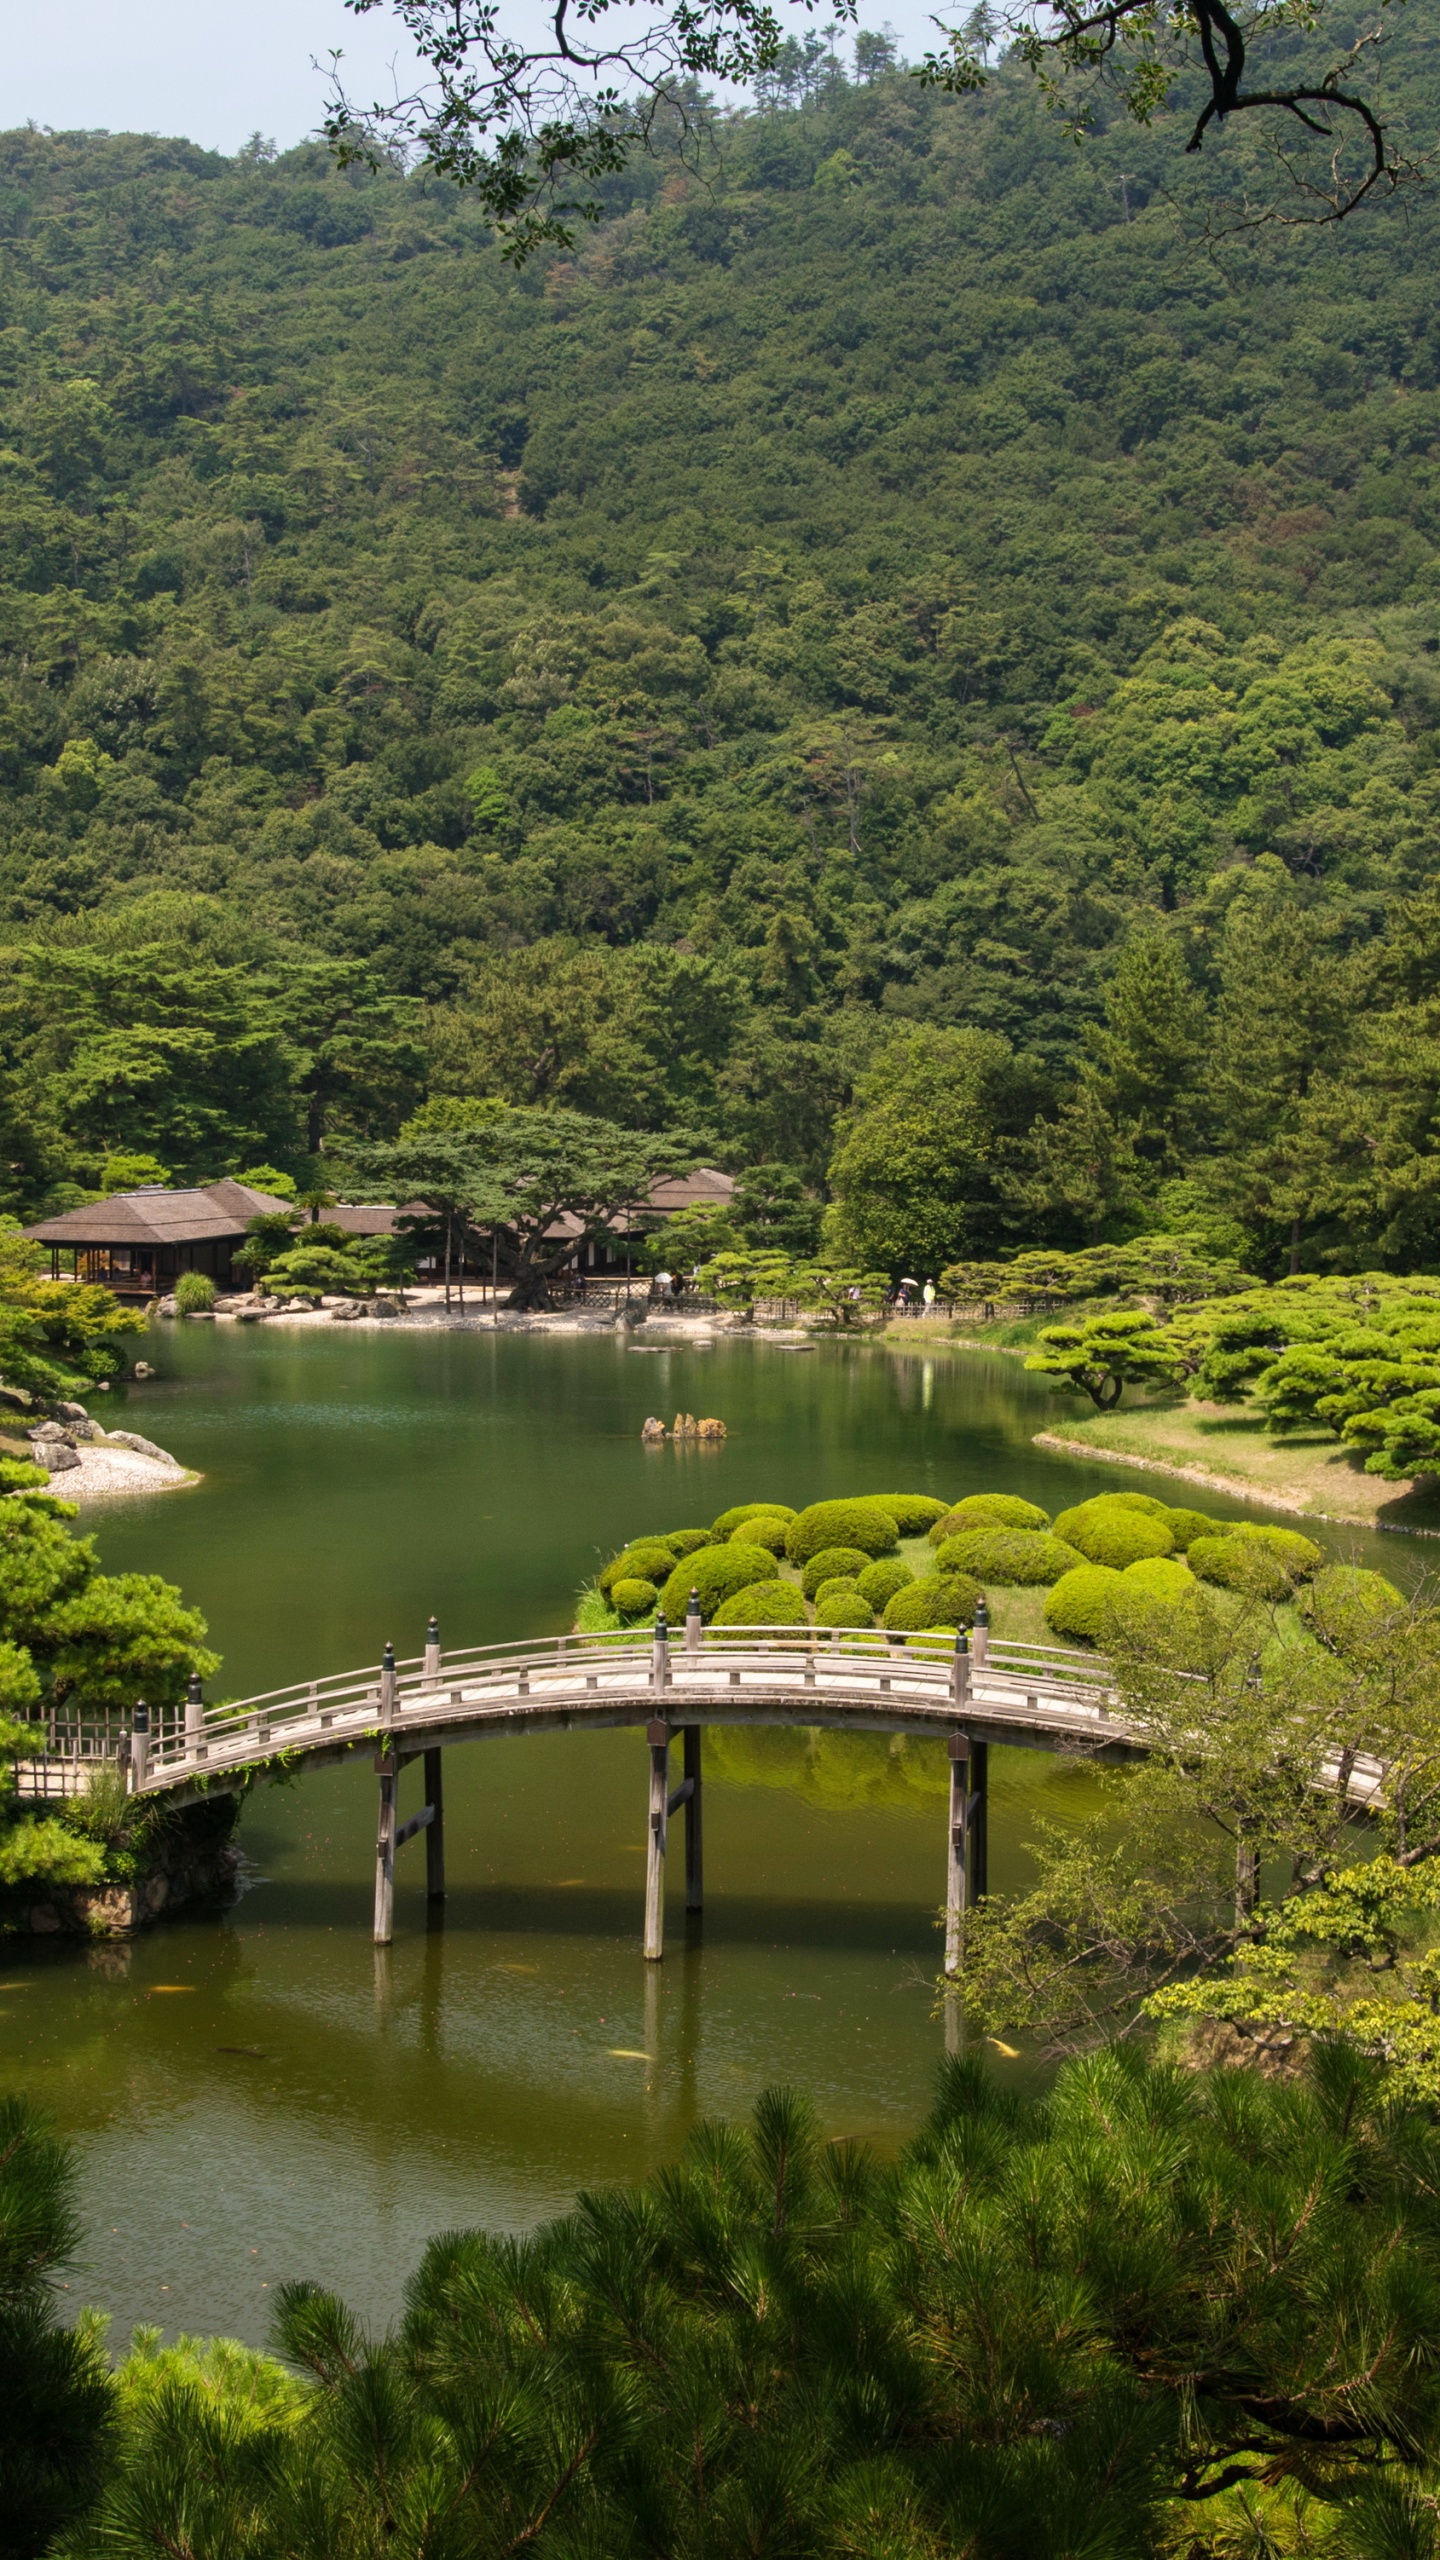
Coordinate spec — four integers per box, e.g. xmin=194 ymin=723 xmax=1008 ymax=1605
xmin=19 ymin=1613 xmax=1129 ymax=1974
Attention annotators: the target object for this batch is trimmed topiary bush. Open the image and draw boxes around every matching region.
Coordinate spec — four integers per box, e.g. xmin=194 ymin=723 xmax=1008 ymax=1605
xmin=856 ymin=1557 xmax=914 ymax=1610
xmin=1187 ymin=1537 xmax=1292 ymax=1600
xmin=814 ymin=1587 xmax=875 ymax=1628
xmin=712 ymin=1579 xmax=808 ymax=1628
xmin=1160 ymin=1507 xmax=1229 ymax=1551
xmin=663 ymin=1529 xmax=715 ymax=1557
xmin=611 ymin=1577 xmax=658 ymax=1617
xmin=786 ymin=1501 xmax=900 ymax=1566
xmin=929 ymin=1494 xmax=1049 ymax=1543
xmin=934 ymin=1529 xmax=1085 ymax=1586
xmin=660 ymin=1543 xmax=776 ymax=1623
xmin=1304 ymin=1564 xmax=1404 ymax=1636
xmin=1052 ymin=1501 xmax=1175 ymax=1569
xmin=600 ymin=1540 xmax=680 ymax=1595
xmin=801 ymin=1545 xmax=874 ymax=1599
xmin=1230 ymin=1524 xmax=1323 ymax=1578
xmin=872 ymin=1495 xmax=950 ymax=1535
xmin=1118 ymin=1556 xmax=1196 ymax=1602
xmin=813 ymin=1575 xmax=860 ymax=1604
xmin=1096 ymin=1491 xmax=1173 ymax=1520
xmin=883 ymin=1572 xmax=983 ymax=1633
xmin=733 ymin=1516 xmax=792 ymax=1555
xmin=712 ymin=1502 xmax=796 ymax=1536
xmin=1044 ymin=1565 xmax=1124 ymax=1642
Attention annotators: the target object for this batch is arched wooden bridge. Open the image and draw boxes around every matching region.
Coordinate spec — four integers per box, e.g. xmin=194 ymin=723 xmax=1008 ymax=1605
xmin=18 ymin=1616 xmax=1383 ymax=1969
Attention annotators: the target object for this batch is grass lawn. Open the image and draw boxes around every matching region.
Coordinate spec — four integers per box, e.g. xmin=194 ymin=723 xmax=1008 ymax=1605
xmin=1035 ymin=1397 xmax=1440 ymax=1533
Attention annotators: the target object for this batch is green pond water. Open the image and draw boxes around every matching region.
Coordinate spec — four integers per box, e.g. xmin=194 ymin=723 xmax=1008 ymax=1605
xmin=0 ymin=1323 xmax=1421 ymax=2350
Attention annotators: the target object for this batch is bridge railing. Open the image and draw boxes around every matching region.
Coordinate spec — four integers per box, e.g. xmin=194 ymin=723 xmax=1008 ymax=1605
xmin=116 ymin=1624 xmax=1109 ymax=1788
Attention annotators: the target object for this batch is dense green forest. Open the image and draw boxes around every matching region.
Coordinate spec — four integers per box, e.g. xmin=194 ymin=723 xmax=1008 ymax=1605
xmin=4 ymin=27 xmax=1440 ymax=1269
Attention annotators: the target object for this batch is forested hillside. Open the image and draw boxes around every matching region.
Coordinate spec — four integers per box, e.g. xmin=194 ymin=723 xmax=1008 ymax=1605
xmin=4 ymin=32 xmax=1440 ymax=1269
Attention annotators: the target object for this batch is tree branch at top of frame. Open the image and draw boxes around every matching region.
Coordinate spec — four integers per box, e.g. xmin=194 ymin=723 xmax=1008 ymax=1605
xmin=323 ymin=0 xmax=853 ymax=257
xmin=916 ymin=0 xmax=1422 ymax=226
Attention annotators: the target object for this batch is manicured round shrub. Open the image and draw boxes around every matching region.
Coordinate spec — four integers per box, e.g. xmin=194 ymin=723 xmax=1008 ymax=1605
xmin=930 ymin=1493 xmax=1049 ymax=1543
xmin=872 ymin=1494 xmax=949 ymax=1535
xmin=1095 ymin=1491 xmax=1173 ymax=1520
xmin=814 ymin=1587 xmax=875 ymax=1628
xmin=813 ymin=1575 xmax=860 ymax=1605
xmin=786 ymin=1501 xmax=900 ymax=1566
xmin=663 ymin=1529 xmax=715 ymax=1558
xmin=801 ymin=1545 xmax=874 ymax=1599
xmin=934 ymin=1529 xmax=1085 ymax=1586
xmin=660 ymin=1543 xmax=776 ymax=1623
xmin=1119 ymin=1556 xmax=1196 ymax=1602
xmin=1052 ymin=1501 xmax=1175 ymax=1569
xmin=1187 ymin=1537 xmax=1292 ymax=1601
xmin=1044 ymin=1565 xmax=1124 ymax=1642
xmin=600 ymin=1540 xmax=680 ymax=1595
xmin=712 ymin=1578 xmax=809 ymax=1628
xmin=712 ymin=1501 xmax=796 ymax=1536
xmin=1161 ymin=1507 xmax=1229 ymax=1551
xmin=733 ymin=1515 xmax=792 ymax=1555
xmin=1230 ymin=1524 xmax=1323 ymax=1579
xmin=883 ymin=1572 xmax=983 ymax=1633
xmin=610 ymin=1577 xmax=657 ymax=1617
xmin=1304 ymin=1564 xmax=1404 ymax=1629
xmin=856 ymin=1557 xmax=914 ymax=1610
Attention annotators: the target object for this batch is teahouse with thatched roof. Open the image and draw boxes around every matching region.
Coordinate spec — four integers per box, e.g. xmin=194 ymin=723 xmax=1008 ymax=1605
xmin=24 ymin=1179 xmax=293 ymax=1299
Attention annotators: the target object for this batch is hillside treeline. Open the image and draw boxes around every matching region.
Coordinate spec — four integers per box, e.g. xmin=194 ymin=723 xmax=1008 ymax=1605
xmin=3 ymin=32 xmax=1440 ymax=1269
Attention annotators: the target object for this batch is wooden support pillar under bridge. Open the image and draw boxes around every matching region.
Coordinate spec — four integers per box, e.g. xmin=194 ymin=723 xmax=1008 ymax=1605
xmin=374 ymin=1623 xmax=447 ymax=1947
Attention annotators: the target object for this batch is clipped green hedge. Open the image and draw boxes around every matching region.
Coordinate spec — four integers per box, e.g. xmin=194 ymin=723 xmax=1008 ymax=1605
xmin=600 ymin=1539 xmax=679 ymax=1595
xmin=1304 ymin=1564 xmax=1404 ymax=1632
xmin=611 ymin=1577 xmax=658 ymax=1617
xmin=801 ymin=1545 xmax=874 ymax=1599
xmin=883 ymin=1572 xmax=982 ymax=1633
xmin=1044 ymin=1565 xmax=1124 ymax=1642
xmin=712 ymin=1578 xmax=809 ymax=1628
xmin=872 ymin=1494 xmax=950 ymax=1535
xmin=734 ymin=1515 xmax=793 ymax=1555
xmin=1118 ymin=1556 xmax=1196 ymax=1602
xmin=1189 ymin=1526 xmax=1320 ymax=1599
xmin=1231 ymin=1524 xmax=1323 ymax=1577
xmin=930 ymin=1493 xmax=1049 ymax=1543
xmin=664 ymin=1529 xmax=715 ymax=1557
xmin=814 ymin=1587 xmax=876 ymax=1628
xmin=856 ymin=1557 xmax=914 ymax=1610
xmin=934 ymin=1528 xmax=1084 ymax=1586
xmin=660 ymin=1542 xmax=776 ymax=1623
xmin=1053 ymin=1501 xmax=1175 ymax=1570
xmin=786 ymin=1501 xmax=900 ymax=1566
xmin=713 ymin=1501 xmax=796 ymax=1536
xmin=1160 ymin=1506 xmax=1229 ymax=1551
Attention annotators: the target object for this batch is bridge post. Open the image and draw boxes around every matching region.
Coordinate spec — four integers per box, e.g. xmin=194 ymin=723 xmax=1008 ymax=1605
xmin=380 ymin=1641 xmax=397 ymax=1728
xmin=185 ymin=1672 xmax=205 ymax=1763
xmin=685 ymin=1591 xmax=702 ymax=1655
xmin=944 ymin=1727 xmax=989 ymax=1978
xmin=651 ymin=1612 xmax=671 ymax=1696
xmin=374 ymin=1752 xmax=397 ymax=1944
xmin=683 ymin=1725 xmax=703 ymax=1911
xmin=971 ymin=1600 xmax=990 ymax=1670
xmin=129 ymin=1701 xmax=149 ymax=1794
xmin=424 ymin=1747 xmax=445 ymax=1901
xmin=424 ymin=1616 xmax=441 ymax=1678
xmin=644 ymin=1719 xmax=671 ymax=1959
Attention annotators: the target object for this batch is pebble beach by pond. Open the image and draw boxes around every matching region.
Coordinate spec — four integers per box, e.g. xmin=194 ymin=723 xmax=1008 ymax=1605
xmin=2 ymin=1322 xmax=1430 ymax=2349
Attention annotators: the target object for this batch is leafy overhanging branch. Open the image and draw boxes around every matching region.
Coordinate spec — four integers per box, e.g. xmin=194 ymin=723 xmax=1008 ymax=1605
xmin=919 ymin=0 xmax=1414 ymax=224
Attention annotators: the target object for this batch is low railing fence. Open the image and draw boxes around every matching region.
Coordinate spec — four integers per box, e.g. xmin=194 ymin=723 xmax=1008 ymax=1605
xmin=11 ymin=1628 xmax=1114 ymax=1798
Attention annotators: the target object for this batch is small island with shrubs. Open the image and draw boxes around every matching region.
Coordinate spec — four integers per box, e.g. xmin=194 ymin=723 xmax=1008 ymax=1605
xmin=577 ymin=1486 xmax=1400 ymax=1650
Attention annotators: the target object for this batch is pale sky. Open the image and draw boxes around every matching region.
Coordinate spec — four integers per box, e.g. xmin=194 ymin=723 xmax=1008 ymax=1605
xmin=0 ymin=0 xmax=938 ymax=157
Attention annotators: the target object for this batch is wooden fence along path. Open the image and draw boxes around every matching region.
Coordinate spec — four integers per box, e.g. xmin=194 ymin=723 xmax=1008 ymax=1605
xmin=14 ymin=1616 xmax=1384 ymax=1968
